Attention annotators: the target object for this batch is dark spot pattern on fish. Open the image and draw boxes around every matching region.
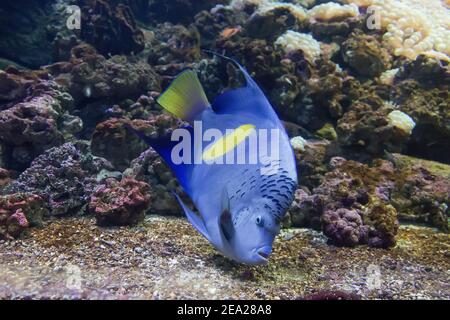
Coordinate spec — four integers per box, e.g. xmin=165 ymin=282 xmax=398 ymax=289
xmin=259 ymin=168 xmax=297 ymax=221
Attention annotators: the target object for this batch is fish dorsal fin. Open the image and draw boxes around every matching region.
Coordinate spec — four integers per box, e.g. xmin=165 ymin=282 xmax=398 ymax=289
xmin=205 ymin=51 xmax=277 ymax=119
xmin=157 ymin=70 xmax=210 ymax=122
xmin=219 ymin=187 xmax=234 ymax=241
xmin=172 ymin=192 xmax=211 ymax=242
xmin=204 ymin=50 xmax=257 ymax=89
xmin=126 ymin=124 xmax=194 ymax=195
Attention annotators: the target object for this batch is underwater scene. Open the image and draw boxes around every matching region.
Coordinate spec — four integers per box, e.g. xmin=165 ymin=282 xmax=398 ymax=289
xmin=0 ymin=0 xmax=448 ymax=301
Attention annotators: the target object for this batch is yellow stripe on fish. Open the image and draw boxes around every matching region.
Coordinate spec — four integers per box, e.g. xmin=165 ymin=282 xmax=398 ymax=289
xmin=202 ymin=124 xmax=256 ymax=161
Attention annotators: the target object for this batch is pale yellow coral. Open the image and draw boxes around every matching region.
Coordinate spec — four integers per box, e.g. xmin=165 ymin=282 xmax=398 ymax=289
xmin=388 ymin=110 xmax=416 ymax=136
xmin=379 ymin=68 xmax=399 ymax=86
xmin=290 ymin=136 xmax=308 ymax=151
xmin=344 ymin=0 xmax=450 ymax=60
xmin=257 ymin=2 xmax=308 ymax=21
xmin=275 ymin=31 xmax=322 ymax=63
xmin=307 ymin=2 xmax=360 ymax=22
xmin=227 ymin=0 xmax=308 ymax=21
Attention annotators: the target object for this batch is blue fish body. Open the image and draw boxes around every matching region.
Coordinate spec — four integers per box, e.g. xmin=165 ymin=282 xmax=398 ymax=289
xmin=133 ymin=55 xmax=297 ymax=265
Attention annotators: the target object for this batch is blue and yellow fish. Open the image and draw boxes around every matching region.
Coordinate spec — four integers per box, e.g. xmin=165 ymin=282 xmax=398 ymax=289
xmin=133 ymin=55 xmax=297 ymax=265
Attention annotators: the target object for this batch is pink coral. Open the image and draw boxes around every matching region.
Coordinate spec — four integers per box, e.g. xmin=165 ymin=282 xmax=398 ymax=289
xmin=90 ymin=178 xmax=152 ymax=226
xmin=0 ymin=193 xmax=47 ymax=239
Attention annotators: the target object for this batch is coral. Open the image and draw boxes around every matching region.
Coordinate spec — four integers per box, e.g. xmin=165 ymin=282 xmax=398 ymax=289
xmin=287 ymin=188 xmax=322 ymax=230
xmin=257 ymin=2 xmax=308 ymax=22
xmin=309 ymin=18 xmax=360 ymax=40
xmin=194 ymin=5 xmax=247 ymax=48
xmin=320 ymin=160 xmax=399 ymax=248
xmin=246 ymin=4 xmax=307 ymax=40
xmin=387 ymin=110 xmax=416 ymax=136
xmin=91 ymin=114 xmax=178 ymax=171
xmin=315 ymin=123 xmax=338 ymax=141
xmin=364 ymin=198 xmax=398 ymax=247
xmin=322 ymin=207 xmax=369 ymax=247
xmin=393 ymin=60 xmax=449 ymax=163
xmin=292 ymin=158 xmax=400 ymax=248
xmin=123 ymin=149 xmax=189 ymax=216
xmin=215 ymin=34 xmax=291 ymax=94
xmin=89 ymin=178 xmax=151 ymax=226
xmin=390 ymin=154 xmax=449 ymax=232
xmin=395 ymin=55 xmax=449 ymax=87
xmin=342 ymin=31 xmax=392 ymax=77
xmin=79 ymin=0 xmax=145 ymax=56
xmin=346 ymin=0 xmax=450 ymax=60
xmin=228 ymin=0 xmax=266 ymax=11
xmin=0 ymin=193 xmax=47 ymax=239
xmin=275 ymin=31 xmax=321 ymax=64
xmin=0 ymin=168 xmax=11 ymax=187
xmin=294 ymin=140 xmax=330 ymax=190
xmin=147 ymin=23 xmax=201 ymax=80
xmin=6 ymin=142 xmax=113 ymax=216
xmin=0 ymin=68 xmax=47 ymax=103
xmin=290 ymin=59 xmax=359 ymax=131
xmin=307 ymin=3 xmax=359 ymax=22
xmin=50 ymin=44 xmax=161 ymax=107
xmin=290 ymin=136 xmax=308 ymax=152
xmin=0 ymin=72 xmax=80 ymax=170
xmin=337 ymin=98 xmax=414 ymax=156
xmin=378 ymin=68 xmax=399 ymax=86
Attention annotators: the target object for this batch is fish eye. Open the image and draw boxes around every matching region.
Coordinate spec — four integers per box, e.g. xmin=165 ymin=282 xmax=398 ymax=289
xmin=256 ymin=215 xmax=264 ymax=226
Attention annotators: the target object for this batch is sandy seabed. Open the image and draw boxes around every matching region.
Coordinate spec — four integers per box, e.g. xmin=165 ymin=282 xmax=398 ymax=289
xmin=0 ymin=216 xmax=448 ymax=300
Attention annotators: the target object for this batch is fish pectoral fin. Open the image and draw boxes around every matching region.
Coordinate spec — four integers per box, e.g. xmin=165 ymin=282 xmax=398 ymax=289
xmin=172 ymin=192 xmax=211 ymax=242
xmin=221 ymin=187 xmax=230 ymax=213
xmin=219 ymin=188 xmax=234 ymax=242
xmin=219 ymin=210 xmax=234 ymax=242
xmin=157 ymin=70 xmax=210 ymax=122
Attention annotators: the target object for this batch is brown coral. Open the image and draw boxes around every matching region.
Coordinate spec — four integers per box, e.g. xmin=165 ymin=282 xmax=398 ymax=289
xmin=50 ymin=44 xmax=161 ymax=107
xmin=80 ymin=0 xmax=145 ymax=56
xmin=91 ymin=114 xmax=178 ymax=171
xmin=337 ymin=98 xmax=413 ymax=156
xmin=292 ymin=158 xmax=400 ymax=248
xmin=342 ymin=31 xmax=392 ymax=78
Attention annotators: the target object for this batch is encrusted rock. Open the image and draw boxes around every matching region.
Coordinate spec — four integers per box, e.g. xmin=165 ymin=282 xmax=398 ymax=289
xmin=90 ymin=178 xmax=151 ymax=226
xmin=6 ymin=142 xmax=113 ymax=216
xmin=0 ymin=193 xmax=47 ymax=239
xmin=342 ymin=31 xmax=392 ymax=78
xmin=148 ymin=23 xmax=201 ymax=79
xmin=337 ymin=98 xmax=414 ymax=156
xmin=390 ymin=154 xmax=449 ymax=232
xmin=91 ymin=114 xmax=179 ymax=171
xmin=291 ymin=158 xmax=399 ymax=248
xmin=80 ymin=0 xmax=145 ymax=56
xmin=0 ymin=73 xmax=80 ymax=170
xmin=50 ymin=44 xmax=161 ymax=106
xmin=123 ymin=149 xmax=189 ymax=216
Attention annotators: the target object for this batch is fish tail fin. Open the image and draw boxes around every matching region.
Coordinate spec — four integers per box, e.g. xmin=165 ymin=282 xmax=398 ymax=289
xmin=125 ymin=124 xmax=194 ymax=194
xmin=157 ymin=70 xmax=210 ymax=122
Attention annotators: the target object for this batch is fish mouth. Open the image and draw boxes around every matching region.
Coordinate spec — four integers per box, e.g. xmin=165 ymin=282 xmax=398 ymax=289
xmin=255 ymin=246 xmax=272 ymax=261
